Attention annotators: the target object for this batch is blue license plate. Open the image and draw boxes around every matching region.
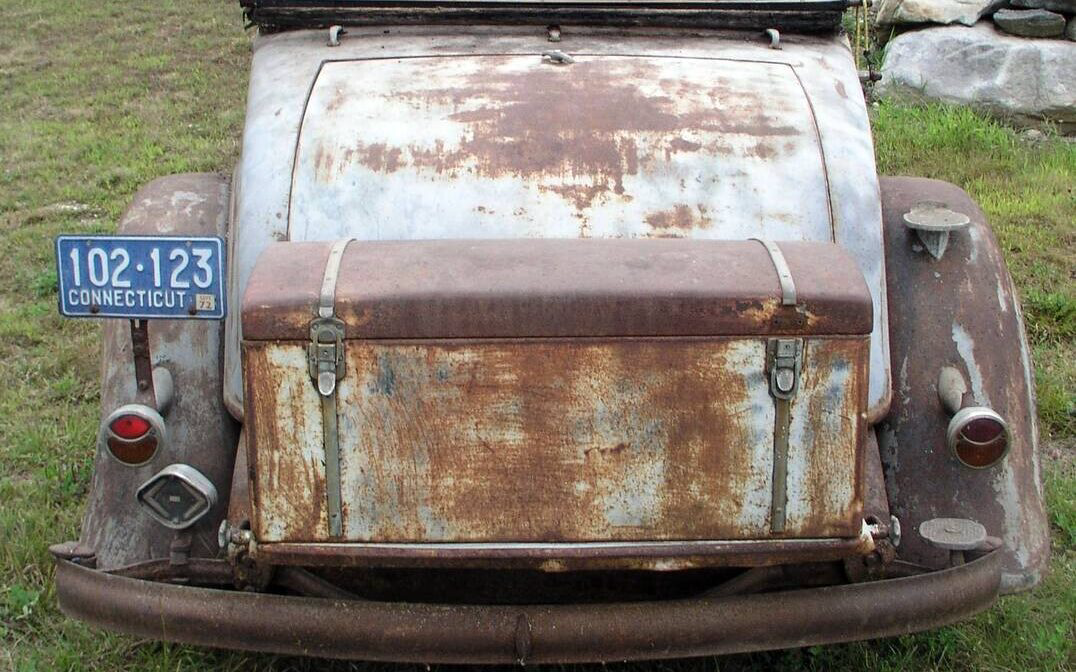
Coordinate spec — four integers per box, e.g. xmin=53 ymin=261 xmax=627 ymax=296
xmin=56 ymin=235 xmax=226 ymax=319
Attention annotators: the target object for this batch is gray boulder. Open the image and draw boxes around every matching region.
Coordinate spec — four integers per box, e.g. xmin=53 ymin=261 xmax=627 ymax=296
xmin=875 ymin=0 xmax=1006 ymax=26
xmin=1010 ymin=0 xmax=1076 ymax=14
xmin=993 ymin=8 xmax=1067 ymax=37
xmin=878 ymin=23 xmax=1076 ymax=133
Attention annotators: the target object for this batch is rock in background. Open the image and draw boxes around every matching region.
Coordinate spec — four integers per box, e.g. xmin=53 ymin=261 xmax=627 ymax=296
xmin=994 ymin=7 xmax=1067 ymax=35
xmin=877 ymin=23 xmax=1076 ymax=133
xmin=875 ymin=0 xmax=1007 ymax=26
xmin=873 ymin=0 xmax=1076 ymax=134
xmin=1010 ymin=0 xmax=1075 ymax=13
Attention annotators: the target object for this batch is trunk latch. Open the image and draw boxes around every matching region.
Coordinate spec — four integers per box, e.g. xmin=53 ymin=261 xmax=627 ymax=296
xmin=769 ymin=337 xmax=802 ymax=399
xmin=308 ymin=317 xmax=345 ymax=396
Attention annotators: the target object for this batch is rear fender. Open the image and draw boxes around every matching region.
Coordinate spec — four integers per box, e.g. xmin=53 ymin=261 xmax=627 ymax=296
xmin=79 ymin=173 xmax=239 ymax=569
xmin=879 ymin=176 xmax=1049 ymax=593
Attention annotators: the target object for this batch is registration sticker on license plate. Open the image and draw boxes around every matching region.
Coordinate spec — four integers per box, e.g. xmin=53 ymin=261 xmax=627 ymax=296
xmin=55 ymin=235 xmax=226 ymax=319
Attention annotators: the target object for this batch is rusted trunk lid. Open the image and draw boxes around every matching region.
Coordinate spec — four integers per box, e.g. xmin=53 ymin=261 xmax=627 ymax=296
xmin=242 ymin=239 xmax=871 ymax=549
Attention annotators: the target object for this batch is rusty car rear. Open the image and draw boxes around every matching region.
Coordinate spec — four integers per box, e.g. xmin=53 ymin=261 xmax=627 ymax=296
xmin=51 ymin=0 xmax=1049 ymax=663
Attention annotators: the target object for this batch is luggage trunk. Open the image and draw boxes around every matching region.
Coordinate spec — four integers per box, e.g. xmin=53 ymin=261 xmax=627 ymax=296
xmin=241 ymin=239 xmax=872 ymax=555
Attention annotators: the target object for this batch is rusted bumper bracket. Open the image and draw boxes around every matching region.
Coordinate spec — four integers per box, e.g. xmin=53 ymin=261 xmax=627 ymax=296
xmin=55 ymin=552 xmax=1001 ymax=664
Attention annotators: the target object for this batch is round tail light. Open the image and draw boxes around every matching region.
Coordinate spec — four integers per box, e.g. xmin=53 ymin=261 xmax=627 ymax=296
xmin=101 ymin=405 xmax=166 ymax=466
xmin=947 ymin=407 xmax=1010 ymax=469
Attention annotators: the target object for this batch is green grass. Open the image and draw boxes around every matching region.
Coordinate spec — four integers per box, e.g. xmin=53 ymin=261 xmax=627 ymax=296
xmin=871 ymin=102 xmax=1076 ymax=439
xmin=0 ymin=2 xmax=1073 ymax=670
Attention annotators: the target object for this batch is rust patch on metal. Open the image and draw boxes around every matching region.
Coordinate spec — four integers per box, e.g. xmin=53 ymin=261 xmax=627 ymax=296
xmin=665 ymin=136 xmax=703 ymax=159
xmin=738 ymin=298 xmax=782 ymax=325
xmin=245 ymin=344 xmax=328 ymax=542
xmin=542 ymin=182 xmax=623 ymax=212
xmin=309 ymin=60 xmax=686 ymax=208
xmin=325 ymin=87 xmax=347 ymax=114
xmin=330 ymin=338 xmax=771 ymax=543
xmin=348 ymin=143 xmax=403 ymax=174
xmin=784 ymin=338 xmax=867 ymax=537
xmin=245 ymin=336 xmax=870 ymax=546
xmin=315 ymin=143 xmax=405 ymax=183
xmin=309 ymin=58 xmax=805 ymax=211
xmin=645 ymin=204 xmax=713 ymax=237
xmin=256 ymin=536 xmax=872 ymax=570
xmin=742 ymin=141 xmax=778 ymax=160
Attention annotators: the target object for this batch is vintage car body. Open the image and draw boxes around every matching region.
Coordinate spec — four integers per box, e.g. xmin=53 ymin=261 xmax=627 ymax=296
xmin=52 ymin=0 xmax=1049 ymax=663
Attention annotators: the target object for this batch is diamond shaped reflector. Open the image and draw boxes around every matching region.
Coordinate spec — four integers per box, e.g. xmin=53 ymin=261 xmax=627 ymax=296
xmin=136 ymin=464 xmax=218 ymax=529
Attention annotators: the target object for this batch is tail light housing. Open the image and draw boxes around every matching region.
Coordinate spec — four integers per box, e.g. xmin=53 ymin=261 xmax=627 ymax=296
xmin=947 ymin=406 xmax=1010 ymax=469
xmin=101 ymin=404 xmax=166 ymax=466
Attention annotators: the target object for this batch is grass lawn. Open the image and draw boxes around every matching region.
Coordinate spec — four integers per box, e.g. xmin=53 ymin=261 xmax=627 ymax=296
xmin=0 ymin=1 xmax=1072 ymax=670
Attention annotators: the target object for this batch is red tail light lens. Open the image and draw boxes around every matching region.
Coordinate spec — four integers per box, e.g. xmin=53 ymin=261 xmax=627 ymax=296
xmin=947 ymin=407 xmax=1010 ymax=469
xmin=101 ymin=405 xmax=165 ymax=467
xmin=110 ymin=414 xmax=151 ymax=440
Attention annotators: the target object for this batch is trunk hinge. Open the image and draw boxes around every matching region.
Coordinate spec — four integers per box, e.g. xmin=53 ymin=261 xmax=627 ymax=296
xmin=768 ymin=337 xmax=803 ymax=534
xmin=309 ymin=238 xmax=353 ymax=538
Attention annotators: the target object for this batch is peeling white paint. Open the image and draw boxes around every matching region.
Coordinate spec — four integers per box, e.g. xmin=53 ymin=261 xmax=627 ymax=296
xmin=1012 ymin=294 xmax=1044 ymax=499
xmin=994 ymin=272 xmax=1009 ymax=313
xmin=966 ymin=224 xmax=981 ymax=264
xmin=952 ymin=322 xmax=989 ymax=406
xmin=898 ymin=355 xmax=911 ymax=421
xmin=994 ymin=459 xmax=1029 ymax=575
xmin=169 ymin=190 xmax=207 ymax=220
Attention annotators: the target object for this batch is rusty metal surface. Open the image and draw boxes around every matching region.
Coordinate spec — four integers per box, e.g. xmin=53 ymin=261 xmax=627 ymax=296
xmin=861 ymin=429 xmax=891 ymax=527
xmin=878 ymin=177 xmax=1049 ymax=594
xmin=785 ymin=337 xmax=868 ymax=534
xmin=242 ymin=239 xmax=873 ymax=340
xmin=80 ymin=174 xmax=240 ymax=570
xmin=54 ymin=551 xmax=1002 ymax=663
xmin=105 ymin=557 xmax=235 ymax=585
xmin=226 ymin=430 xmax=251 ymax=527
xmin=224 ymin=26 xmax=891 ymax=423
xmin=245 ymin=336 xmax=867 ymax=544
xmin=255 ymin=535 xmax=874 ymax=570
xmin=291 ymin=55 xmax=829 ymax=239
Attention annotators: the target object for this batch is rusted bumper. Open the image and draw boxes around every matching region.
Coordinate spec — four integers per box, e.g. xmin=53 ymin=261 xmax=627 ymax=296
xmin=55 ymin=552 xmax=1002 ymax=664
